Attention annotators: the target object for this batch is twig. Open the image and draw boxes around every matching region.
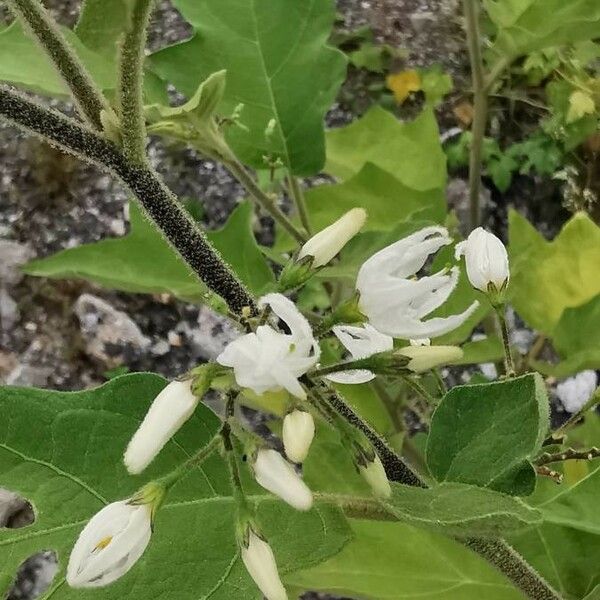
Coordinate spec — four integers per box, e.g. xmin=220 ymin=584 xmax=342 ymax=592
xmin=536 ymin=447 xmax=600 ymax=466
xmin=5 ymin=0 xmax=112 ymax=131
xmin=535 ymin=466 xmax=564 ymax=484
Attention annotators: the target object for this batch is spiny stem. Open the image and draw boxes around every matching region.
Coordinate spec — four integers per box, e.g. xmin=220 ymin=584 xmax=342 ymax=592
xmin=462 ymin=0 xmax=487 ymax=230
xmin=224 ymin=157 xmax=307 ymax=244
xmin=5 ymin=0 xmax=112 ymax=131
xmin=287 ymin=173 xmax=312 ymax=235
xmin=536 ymin=447 xmax=600 ymax=466
xmin=0 ymin=88 xmax=256 ymax=315
xmin=118 ymin=0 xmax=155 ymax=164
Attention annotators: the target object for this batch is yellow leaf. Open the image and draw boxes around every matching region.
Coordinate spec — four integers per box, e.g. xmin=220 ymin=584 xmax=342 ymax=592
xmin=567 ymin=89 xmax=596 ymax=123
xmin=386 ymin=70 xmax=422 ymax=104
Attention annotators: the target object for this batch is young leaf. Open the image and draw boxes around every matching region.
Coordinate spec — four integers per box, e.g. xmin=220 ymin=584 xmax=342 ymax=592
xmin=286 ymin=520 xmax=524 ymax=600
xmin=24 ymin=201 xmax=274 ymax=302
xmin=382 ymin=481 xmax=542 ymax=537
xmin=426 ymin=374 xmax=550 ymax=496
xmin=0 ymin=374 xmax=351 ymax=599
xmin=148 ymin=0 xmax=346 ymax=175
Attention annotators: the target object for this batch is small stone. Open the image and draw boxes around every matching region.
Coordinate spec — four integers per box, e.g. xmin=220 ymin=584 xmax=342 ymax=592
xmin=0 ymin=240 xmax=35 ymax=286
xmin=74 ymin=293 xmax=151 ymax=365
xmin=191 ymin=305 xmax=240 ymax=360
xmin=555 ymin=371 xmax=598 ymax=413
xmin=6 ymin=364 xmax=53 ymax=387
xmin=168 ymin=330 xmax=182 ymax=346
xmin=0 ymin=287 xmax=19 ymax=330
xmin=151 ymin=340 xmax=170 ymax=356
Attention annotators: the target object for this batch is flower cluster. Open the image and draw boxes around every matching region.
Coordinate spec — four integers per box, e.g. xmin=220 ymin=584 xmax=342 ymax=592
xmin=66 ymin=216 xmax=510 ymax=600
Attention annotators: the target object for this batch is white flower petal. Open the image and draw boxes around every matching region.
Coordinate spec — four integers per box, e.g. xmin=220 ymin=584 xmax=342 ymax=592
xmin=283 ymin=410 xmax=315 ymax=463
xmin=325 ymin=369 xmax=376 ymax=384
xmin=242 ymin=530 xmax=288 ymax=600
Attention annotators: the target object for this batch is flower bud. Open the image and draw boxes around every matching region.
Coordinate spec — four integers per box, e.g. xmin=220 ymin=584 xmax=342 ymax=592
xmin=395 ymin=345 xmax=463 ymax=373
xmin=282 ymin=410 xmax=315 ymax=464
xmin=252 ymin=449 xmax=313 ymax=511
xmin=455 ymin=227 xmax=509 ymax=299
xmin=241 ymin=528 xmax=288 ymax=600
xmin=358 ymin=454 xmax=391 ymax=499
xmin=124 ymin=379 xmax=198 ymax=475
xmin=298 ymin=208 xmax=367 ymax=268
xmin=67 ymin=500 xmax=152 ymax=588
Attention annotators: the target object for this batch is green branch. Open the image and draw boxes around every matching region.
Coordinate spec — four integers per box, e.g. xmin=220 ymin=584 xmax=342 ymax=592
xmin=118 ymin=0 xmax=155 ymax=164
xmin=5 ymin=0 xmax=112 ymax=131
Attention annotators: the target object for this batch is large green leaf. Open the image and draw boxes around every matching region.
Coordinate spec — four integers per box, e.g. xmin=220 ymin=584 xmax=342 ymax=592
xmin=324 ymin=106 xmax=447 ymax=191
xmin=148 ymin=0 xmax=346 ymax=175
xmin=508 ymin=211 xmax=600 ymax=335
xmin=0 ymin=374 xmax=351 ymax=599
xmin=0 ymin=22 xmax=114 ymax=95
xmin=24 ymin=201 xmax=274 ymax=302
xmin=286 ymin=519 xmax=525 ymax=600
xmin=382 ymin=481 xmax=541 ymax=537
xmin=485 ymin=0 xmax=600 ymax=61
xmin=426 ymin=374 xmax=550 ymax=496
xmin=75 ymin=0 xmax=133 ymax=56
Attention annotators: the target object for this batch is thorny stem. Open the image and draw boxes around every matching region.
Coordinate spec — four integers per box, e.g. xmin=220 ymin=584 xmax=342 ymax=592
xmin=495 ymin=305 xmax=515 ymax=377
xmin=224 ymin=157 xmax=307 ymax=244
xmin=118 ymin=0 xmax=155 ymax=164
xmin=0 ymin=88 xmax=256 ymax=316
xmin=287 ymin=173 xmax=312 ymax=235
xmin=5 ymin=0 xmax=113 ymax=131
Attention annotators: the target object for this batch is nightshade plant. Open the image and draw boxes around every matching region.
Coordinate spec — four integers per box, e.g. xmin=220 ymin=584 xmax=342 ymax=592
xmin=0 ymin=1 xmax=600 ymax=600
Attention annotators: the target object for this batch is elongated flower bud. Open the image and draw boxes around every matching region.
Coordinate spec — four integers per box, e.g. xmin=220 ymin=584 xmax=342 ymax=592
xmin=241 ymin=528 xmax=288 ymax=600
xmin=298 ymin=208 xmax=367 ymax=268
xmin=358 ymin=454 xmax=391 ymax=499
xmin=124 ymin=379 xmax=198 ymax=474
xmin=455 ymin=227 xmax=509 ymax=299
xmin=282 ymin=410 xmax=315 ymax=464
xmin=252 ymin=449 xmax=313 ymax=511
xmin=67 ymin=500 xmax=152 ymax=588
xmin=395 ymin=345 xmax=463 ymax=373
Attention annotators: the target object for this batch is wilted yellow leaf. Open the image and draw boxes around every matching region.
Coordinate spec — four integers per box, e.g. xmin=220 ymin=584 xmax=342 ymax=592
xmin=386 ymin=70 xmax=421 ymax=104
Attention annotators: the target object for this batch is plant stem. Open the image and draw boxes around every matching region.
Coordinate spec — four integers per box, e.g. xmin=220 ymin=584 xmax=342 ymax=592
xmin=462 ymin=0 xmax=487 ymax=230
xmin=0 ymin=88 xmax=256 ymax=316
xmin=403 ymin=376 xmax=436 ymax=404
xmin=495 ymin=305 xmax=515 ymax=377
xmin=5 ymin=0 xmax=112 ymax=131
xmin=224 ymin=157 xmax=307 ymax=244
xmin=118 ymin=0 xmax=155 ymax=164
xmin=536 ymin=447 xmax=600 ymax=466
xmin=287 ymin=173 xmax=312 ymax=235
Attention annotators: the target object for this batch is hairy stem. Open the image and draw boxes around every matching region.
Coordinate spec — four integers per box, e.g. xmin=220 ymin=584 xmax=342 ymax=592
xmin=495 ymin=305 xmax=515 ymax=376
xmin=0 ymin=88 xmax=255 ymax=315
xmin=224 ymin=157 xmax=307 ymax=244
xmin=462 ymin=0 xmax=487 ymax=230
xmin=5 ymin=0 xmax=112 ymax=131
xmin=118 ymin=0 xmax=155 ymax=164
xmin=287 ymin=173 xmax=312 ymax=235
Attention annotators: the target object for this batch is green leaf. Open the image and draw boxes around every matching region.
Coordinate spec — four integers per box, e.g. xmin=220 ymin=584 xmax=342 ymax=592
xmin=0 ymin=374 xmax=351 ymax=599
xmin=324 ymin=106 xmax=447 ymax=191
xmin=286 ymin=519 xmax=524 ymax=600
xmin=508 ymin=210 xmax=600 ymax=335
xmin=24 ymin=201 xmax=274 ymax=302
xmin=426 ymin=374 xmax=550 ymax=496
xmin=485 ymin=0 xmax=600 ymax=61
xmin=455 ymin=336 xmax=504 ymax=365
xmin=0 ymin=22 xmax=114 ymax=95
xmin=75 ymin=0 xmax=133 ymax=56
xmin=382 ymin=481 xmax=542 ymax=536
xmin=148 ymin=0 xmax=346 ymax=175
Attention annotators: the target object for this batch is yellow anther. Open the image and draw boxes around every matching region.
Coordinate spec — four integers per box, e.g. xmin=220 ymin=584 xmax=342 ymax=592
xmin=93 ymin=536 xmax=113 ymax=552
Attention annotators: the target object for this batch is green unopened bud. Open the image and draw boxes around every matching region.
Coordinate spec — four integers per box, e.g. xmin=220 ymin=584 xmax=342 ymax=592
xmin=189 ymin=362 xmax=228 ymax=396
xmin=355 ymin=448 xmax=391 ymax=499
xmin=277 ymin=255 xmax=314 ymax=292
xmin=394 ymin=345 xmax=463 ymax=373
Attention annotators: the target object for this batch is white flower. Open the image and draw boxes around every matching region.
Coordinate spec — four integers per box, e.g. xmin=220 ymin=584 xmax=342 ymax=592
xmin=67 ymin=501 xmax=152 ymax=588
xmin=454 ymin=227 xmax=509 ymax=295
xmin=252 ymin=448 xmax=313 ymax=511
xmin=358 ymin=455 xmax=391 ymax=499
xmin=241 ymin=529 xmax=288 ymax=600
xmin=327 ymin=324 xmax=393 ymax=384
xmin=556 ymin=371 xmax=598 ymax=413
xmin=217 ymin=293 xmax=319 ymax=400
xmin=124 ymin=379 xmax=198 ymax=475
xmin=396 ymin=345 xmax=463 ymax=373
xmin=298 ymin=208 xmax=367 ymax=268
xmin=282 ymin=410 xmax=315 ymax=464
xmin=357 ymin=226 xmax=479 ymax=339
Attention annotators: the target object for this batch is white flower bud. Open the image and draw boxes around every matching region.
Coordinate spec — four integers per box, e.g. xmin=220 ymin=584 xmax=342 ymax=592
xmin=455 ymin=227 xmax=509 ymax=296
xmin=358 ymin=455 xmax=391 ymax=499
xmin=252 ymin=449 xmax=313 ymax=511
xmin=67 ymin=501 xmax=152 ymax=588
xmin=241 ymin=529 xmax=288 ymax=600
xmin=396 ymin=345 xmax=463 ymax=373
xmin=282 ymin=410 xmax=315 ymax=464
xmin=298 ymin=208 xmax=367 ymax=268
xmin=124 ymin=379 xmax=198 ymax=474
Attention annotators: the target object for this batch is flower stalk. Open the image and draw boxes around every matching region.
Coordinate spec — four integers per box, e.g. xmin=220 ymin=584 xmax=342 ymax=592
xmin=495 ymin=305 xmax=515 ymax=377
